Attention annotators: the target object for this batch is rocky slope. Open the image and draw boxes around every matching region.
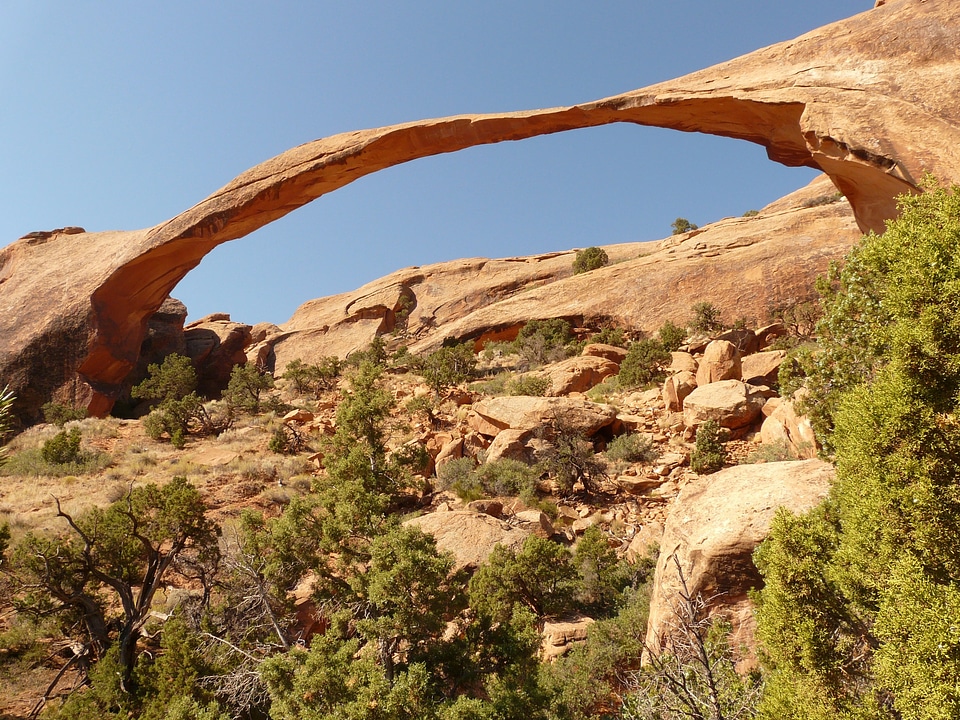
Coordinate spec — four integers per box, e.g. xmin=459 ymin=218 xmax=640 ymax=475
xmin=266 ymin=175 xmax=859 ymax=367
xmin=1 ymin=0 xmax=956 ymax=423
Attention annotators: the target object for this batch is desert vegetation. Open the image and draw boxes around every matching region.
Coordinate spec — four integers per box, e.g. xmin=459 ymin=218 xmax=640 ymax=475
xmin=2 ymin=184 xmax=960 ymax=718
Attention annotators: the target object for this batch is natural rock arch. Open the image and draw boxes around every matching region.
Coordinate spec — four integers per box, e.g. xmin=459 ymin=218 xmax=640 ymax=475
xmin=1 ymin=0 xmax=958 ymax=420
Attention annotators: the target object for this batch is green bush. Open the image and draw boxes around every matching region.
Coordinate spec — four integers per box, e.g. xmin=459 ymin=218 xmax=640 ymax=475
xmin=131 ymin=353 xmax=197 ymax=404
xmin=606 ymin=433 xmax=657 ymax=463
xmin=671 ymin=217 xmax=698 ymax=235
xmin=41 ymin=401 xmax=86 ymax=426
xmin=755 ymin=182 xmax=960 ymax=718
xmin=513 ymin=318 xmax=577 ymax=365
xmin=537 ymin=420 xmax=606 ymax=493
xmin=416 ymin=343 xmax=478 ymax=395
xmin=223 ymin=363 xmax=275 ymax=414
xmin=690 ymin=420 xmax=726 ymax=474
xmin=589 ymin=326 xmax=627 ymax=348
xmin=688 ymin=301 xmax=724 ymax=333
xmin=282 ymin=357 xmax=342 ymax=396
xmin=572 ymin=246 xmax=609 ymax=274
xmin=617 ymin=339 xmax=670 ymax=389
xmin=506 ymin=375 xmax=551 ymax=396
xmin=656 ymin=320 xmax=686 ymax=352
xmin=40 ymin=427 xmax=84 ymax=465
xmin=436 ymin=457 xmax=539 ymax=502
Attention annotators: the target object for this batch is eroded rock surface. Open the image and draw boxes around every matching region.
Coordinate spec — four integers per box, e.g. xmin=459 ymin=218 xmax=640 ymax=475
xmin=2 ymin=2 xmax=957 ymax=421
xmin=645 ymin=459 xmax=834 ymax=664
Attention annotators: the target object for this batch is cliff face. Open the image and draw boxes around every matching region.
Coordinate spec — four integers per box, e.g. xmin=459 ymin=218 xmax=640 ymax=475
xmin=1 ymin=1 xmax=957 ymax=420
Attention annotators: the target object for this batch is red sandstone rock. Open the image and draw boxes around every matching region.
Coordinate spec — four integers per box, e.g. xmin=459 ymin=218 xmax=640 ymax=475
xmin=1 ymin=2 xmax=956 ymax=421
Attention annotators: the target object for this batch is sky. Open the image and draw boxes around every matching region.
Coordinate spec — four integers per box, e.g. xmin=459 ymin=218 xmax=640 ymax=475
xmin=0 ymin=1 xmax=870 ymax=326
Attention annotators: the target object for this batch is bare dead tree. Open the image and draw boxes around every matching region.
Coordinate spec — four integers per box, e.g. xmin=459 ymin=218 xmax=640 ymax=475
xmin=624 ymin=555 xmax=761 ymax=720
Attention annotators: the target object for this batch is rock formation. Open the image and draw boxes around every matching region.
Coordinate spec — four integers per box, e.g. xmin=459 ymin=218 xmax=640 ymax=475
xmin=645 ymin=459 xmax=834 ymax=665
xmin=1 ymin=1 xmax=957 ymax=421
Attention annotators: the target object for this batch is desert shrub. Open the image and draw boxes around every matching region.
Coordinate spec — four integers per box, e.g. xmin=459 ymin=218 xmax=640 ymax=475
xmin=688 ymin=301 xmax=724 ymax=333
xmin=606 ymin=433 xmax=657 ymax=463
xmin=537 ymin=419 xmax=606 ymax=494
xmin=282 ymin=357 xmax=342 ymax=397
xmin=589 ymin=326 xmax=627 ymax=348
xmin=768 ymin=300 xmax=821 ymax=342
xmin=468 ymin=371 xmax=512 ymax=396
xmin=344 ymin=336 xmax=388 ymax=368
xmin=132 ymin=353 xmax=197 ymax=404
xmin=506 ymin=374 xmax=551 ymax=396
xmin=41 ymin=401 xmax=86 ymax=426
xmin=404 ymin=394 xmax=436 ymax=422
xmin=416 ymin=343 xmax=478 ymax=395
xmin=618 ymin=339 xmax=670 ymax=389
xmin=690 ymin=420 xmax=727 ymax=474
xmin=40 ymin=427 xmax=83 ymax=465
xmin=143 ymin=394 xmax=226 ymax=448
xmin=742 ymin=209 xmax=760 ymax=217
xmin=754 ymin=183 xmax=960 ymax=719
xmin=436 ymin=457 xmax=538 ymax=502
xmin=573 ymin=246 xmax=609 ymax=274
xmin=469 ymin=535 xmax=581 ymax=621
xmin=543 ymin=584 xmax=652 ymax=719
xmin=657 ymin=320 xmax=686 ymax=352
xmin=268 ymin=425 xmax=308 ymax=455
xmin=744 ymin=439 xmax=798 ymax=464
xmin=671 ymin=217 xmax=698 ymax=235
xmin=223 ymin=362 xmax=275 ymax=414
xmin=513 ymin=318 xmax=577 ymax=365
xmin=801 ymin=191 xmax=844 ymax=207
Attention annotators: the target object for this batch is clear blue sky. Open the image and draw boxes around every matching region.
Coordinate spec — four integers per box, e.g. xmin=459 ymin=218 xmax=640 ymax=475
xmin=0 ymin=1 xmax=869 ymax=325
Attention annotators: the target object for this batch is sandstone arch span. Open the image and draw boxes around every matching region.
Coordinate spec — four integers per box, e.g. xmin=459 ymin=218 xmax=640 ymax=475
xmin=1 ymin=0 xmax=958 ymax=420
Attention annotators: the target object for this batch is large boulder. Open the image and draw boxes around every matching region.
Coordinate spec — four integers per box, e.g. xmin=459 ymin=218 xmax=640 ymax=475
xmin=682 ymin=380 xmax=766 ymax=430
xmin=760 ymin=398 xmax=819 ymax=459
xmin=741 ymin=350 xmax=787 ymax=386
xmin=529 ymin=355 xmax=620 ymax=396
xmin=695 ymin=340 xmax=741 ymax=387
xmin=183 ymin=315 xmax=253 ymax=397
xmin=645 ymin=459 xmax=834 ymax=662
xmin=1 ymin=1 xmax=954 ymax=422
xmin=404 ymin=510 xmax=531 ymax=571
xmin=662 ymin=370 xmax=697 ymax=413
xmin=470 ymin=396 xmax=618 ymax=437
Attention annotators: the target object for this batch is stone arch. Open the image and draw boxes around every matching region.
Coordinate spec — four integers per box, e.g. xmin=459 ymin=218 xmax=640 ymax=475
xmin=1 ymin=0 xmax=958 ymax=419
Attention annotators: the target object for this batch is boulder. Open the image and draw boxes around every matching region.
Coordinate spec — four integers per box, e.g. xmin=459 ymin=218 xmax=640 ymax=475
xmin=470 ymin=396 xmax=618 ymax=437
xmin=512 ymin=510 xmax=555 ymax=538
xmin=715 ymin=328 xmax=760 ymax=356
xmin=582 ymin=343 xmax=628 ymax=364
xmin=682 ymin=380 xmax=766 ymax=430
xmin=534 ymin=355 xmax=620 ymax=396
xmin=760 ymin=398 xmax=819 ymax=459
xmin=662 ymin=370 xmax=697 ymax=413
xmin=434 ymin=437 xmax=465 ymax=472
xmin=405 ymin=510 xmax=531 ymax=570
xmin=741 ymin=350 xmax=787 ymax=386
xmin=541 ymin=615 xmax=595 ymax=661
xmin=754 ymin=323 xmax=787 ymax=350
xmin=627 ymin=520 xmax=664 ymax=564
xmin=485 ymin=428 xmax=534 ymax=464
xmin=184 ymin=315 xmax=253 ymax=397
xmin=695 ymin=340 xmax=741 ymax=387
xmin=668 ymin=352 xmax=698 ymax=375
xmin=645 ymin=459 xmax=834 ymax=663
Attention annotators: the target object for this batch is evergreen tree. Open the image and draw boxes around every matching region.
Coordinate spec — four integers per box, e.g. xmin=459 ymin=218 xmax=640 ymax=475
xmin=755 ymin=183 xmax=960 ymax=719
